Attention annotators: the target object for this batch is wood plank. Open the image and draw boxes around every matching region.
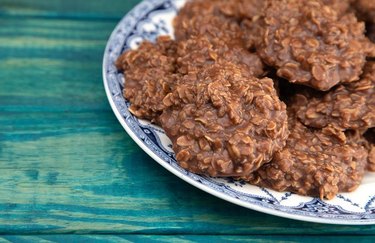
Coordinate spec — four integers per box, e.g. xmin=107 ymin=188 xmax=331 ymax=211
xmin=0 ymin=0 xmax=141 ymax=19
xmin=0 ymin=17 xmax=115 ymax=112
xmin=1 ymin=235 xmax=375 ymax=243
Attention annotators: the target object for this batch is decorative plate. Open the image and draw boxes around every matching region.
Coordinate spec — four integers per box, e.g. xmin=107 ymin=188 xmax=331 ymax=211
xmin=103 ymin=0 xmax=375 ymax=225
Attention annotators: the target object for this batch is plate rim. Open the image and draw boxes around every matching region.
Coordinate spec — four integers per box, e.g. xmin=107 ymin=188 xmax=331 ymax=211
xmin=102 ymin=0 xmax=375 ymax=225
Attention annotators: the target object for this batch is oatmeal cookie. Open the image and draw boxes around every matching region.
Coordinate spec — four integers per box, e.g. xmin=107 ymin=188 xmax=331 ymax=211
xmin=246 ymin=111 xmax=368 ymax=200
xmin=218 ymin=0 xmax=267 ymax=49
xmin=116 ymin=33 xmax=265 ymax=122
xmin=295 ymin=62 xmax=375 ymax=130
xmin=258 ymin=0 xmax=373 ymax=91
xmin=174 ymin=0 xmax=266 ymax=49
xmin=116 ymin=36 xmax=178 ymax=122
xmin=173 ymin=0 xmax=243 ymax=47
xmin=159 ymin=62 xmax=288 ymax=177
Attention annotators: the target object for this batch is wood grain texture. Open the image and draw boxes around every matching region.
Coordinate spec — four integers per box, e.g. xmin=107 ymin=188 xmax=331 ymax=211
xmin=0 ymin=0 xmax=375 ymax=238
xmin=0 ymin=235 xmax=375 ymax=243
xmin=0 ymin=0 xmax=140 ymax=19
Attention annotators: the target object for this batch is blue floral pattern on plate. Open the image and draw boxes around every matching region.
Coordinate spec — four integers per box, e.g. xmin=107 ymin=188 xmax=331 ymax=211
xmin=103 ymin=0 xmax=375 ymax=224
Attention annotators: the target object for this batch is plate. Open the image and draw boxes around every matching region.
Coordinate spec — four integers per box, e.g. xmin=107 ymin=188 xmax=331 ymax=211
xmin=102 ymin=0 xmax=375 ymax=225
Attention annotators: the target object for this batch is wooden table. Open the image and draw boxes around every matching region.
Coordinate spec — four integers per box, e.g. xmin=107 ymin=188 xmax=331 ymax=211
xmin=1 ymin=0 xmax=375 ymax=241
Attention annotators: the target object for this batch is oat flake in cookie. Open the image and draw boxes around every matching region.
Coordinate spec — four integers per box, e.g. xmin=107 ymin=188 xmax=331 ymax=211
xmin=258 ymin=0 xmax=372 ymax=91
xmin=159 ymin=62 xmax=289 ymax=177
xmin=247 ymin=112 xmax=368 ymax=200
xmin=295 ymin=62 xmax=375 ymax=130
xmin=321 ymin=0 xmax=352 ymax=16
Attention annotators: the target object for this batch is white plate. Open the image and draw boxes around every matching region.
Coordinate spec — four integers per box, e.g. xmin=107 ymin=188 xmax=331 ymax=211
xmin=102 ymin=0 xmax=375 ymax=225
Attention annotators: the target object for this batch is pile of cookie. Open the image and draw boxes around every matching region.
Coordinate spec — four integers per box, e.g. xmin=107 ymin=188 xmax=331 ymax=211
xmin=116 ymin=0 xmax=375 ymax=199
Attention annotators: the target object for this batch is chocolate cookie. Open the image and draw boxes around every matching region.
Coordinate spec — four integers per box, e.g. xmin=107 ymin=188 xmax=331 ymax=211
xmin=258 ymin=0 xmax=372 ymax=91
xmin=246 ymin=111 xmax=368 ymax=200
xmin=117 ymin=34 xmax=264 ymax=121
xmin=160 ymin=62 xmax=288 ymax=177
xmin=295 ymin=62 xmax=375 ymax=130
xmin=116 ymin=36 xmax=178 ymax=122
xmin=173 ymin=0 xmax=243 ymax=47
xmin=173 ymin=0 xmax=266 ymax=49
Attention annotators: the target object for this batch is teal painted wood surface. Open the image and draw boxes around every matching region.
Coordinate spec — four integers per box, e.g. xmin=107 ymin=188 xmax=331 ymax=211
xmin=0 ymin=235 xmax=375 ymax=243
xmin=0 ymin=0 xmax=140 ymax=19
xmin=1 ymin=0 xmax=375 ymax=241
